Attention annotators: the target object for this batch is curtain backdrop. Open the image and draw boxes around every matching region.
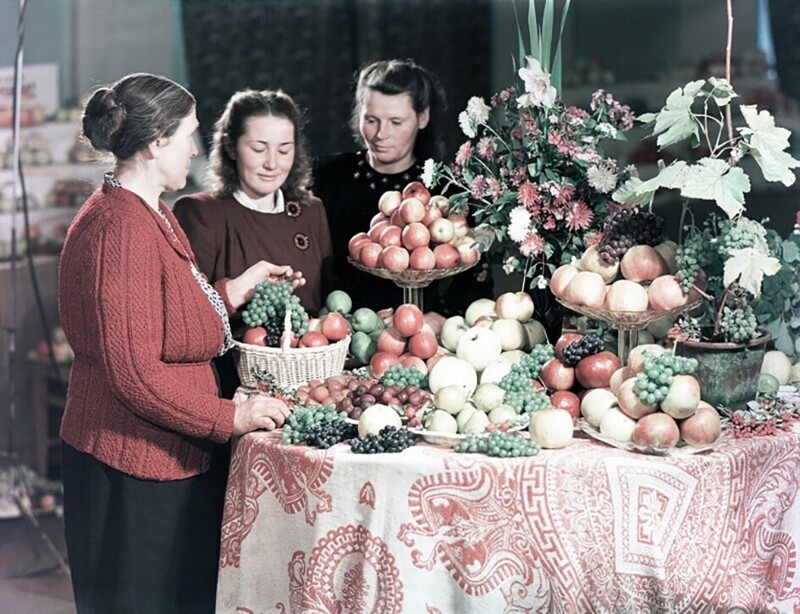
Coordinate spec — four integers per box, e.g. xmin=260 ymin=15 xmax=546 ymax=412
xmin=180 ymin=0 xmax=491 ymax=160
xmin=769 ymin=0 xmax=800 ymax=101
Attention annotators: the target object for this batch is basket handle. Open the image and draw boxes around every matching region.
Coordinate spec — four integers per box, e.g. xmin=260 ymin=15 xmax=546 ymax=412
xmin=281 ymin=304 xmax=292 ymax=350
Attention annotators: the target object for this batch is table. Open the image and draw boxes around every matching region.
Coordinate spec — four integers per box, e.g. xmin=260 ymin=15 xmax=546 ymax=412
xmin=217 ymin=429 xmax=800 ymax=613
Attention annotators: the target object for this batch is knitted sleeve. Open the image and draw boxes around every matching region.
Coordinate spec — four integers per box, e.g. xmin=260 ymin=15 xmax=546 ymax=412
xmin=93 ymin=212 xmax=235 ymax=442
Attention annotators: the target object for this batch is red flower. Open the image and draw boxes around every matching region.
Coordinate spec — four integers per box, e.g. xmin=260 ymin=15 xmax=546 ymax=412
xmin=564 ymin=201 xmax=594 ymax=231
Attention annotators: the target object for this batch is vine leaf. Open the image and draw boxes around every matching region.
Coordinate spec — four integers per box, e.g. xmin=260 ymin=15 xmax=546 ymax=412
xmin=738 ymin=105 xmax=800 ymax=187
xmin=723 ymin=248 xmax=781 ymax=297
xmin=642 ymin=80 xmax=705 ymax=149
xmin=680 ymin=158 xmax=750 ymax=219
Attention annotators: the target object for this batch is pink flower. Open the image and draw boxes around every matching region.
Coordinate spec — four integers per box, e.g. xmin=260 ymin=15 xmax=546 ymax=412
xmin=455 ymin=141 xmax=472 ymax=165
xmin=586 ymin=231 xmax=603 ymax=247
xmin=543 ymin=216 xmax=557 ymax=230
xmin=509 ymin=167 xmax=528 ymax=187
xmin=470 ymin=175 xmax=487 ymax=199
xmin=476 ymin=137 xmax=496 ymax=159
xmin=519 ymin=232 xmax=545 ymax=257
xmin=518 ymin=181 xmax=540 ymax=208
xmin=565 ymin=200 xmax=594 ymax=231
xmin=554 ymin=184 xmax=575 ymax=206
xmin=795 ymin=211 xmax=800 ymax=228
xmin=486 ymin=176 xmax=505 ymax=199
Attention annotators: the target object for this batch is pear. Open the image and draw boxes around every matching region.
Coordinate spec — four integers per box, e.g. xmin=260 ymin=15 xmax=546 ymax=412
xmin=471 ymin=382 xmax=506 ymax=412
xmin=434 ymin=385 xmax=468 ymax=415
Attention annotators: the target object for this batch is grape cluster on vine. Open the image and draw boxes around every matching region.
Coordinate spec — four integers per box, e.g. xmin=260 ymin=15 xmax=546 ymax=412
xmin=719 ymin=305 xmax=758 ymax=344
xmin=350 ymin=425 xmax=416 ymax=454
xmin=718 ymin=218 xmax=763 ymax=254
xmin=597 ymin=207 xmax=666 ymax=263
xmin=241 ymin=280 xmax=310 ymax=335
xmin=562 ymin=334 xmax=604 ymax=366
xmin=281 ymin=404 xmax=345 ymax=445
xmin=499 ymin=345 xmax=555 ymax=414
xmin=634 ymin=352 xmax=699 ymax=406
xmin=380 ymin=363 xmax=428 ymax=390
xmin=675 ymin=229 xmax=711 ymax=292
xmin=454 ymin=430 xmax=540 ymax=457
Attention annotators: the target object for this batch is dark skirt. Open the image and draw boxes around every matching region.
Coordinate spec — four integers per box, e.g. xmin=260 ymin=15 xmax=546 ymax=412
xmin=61 ymin=442 xmax=227 ymax=614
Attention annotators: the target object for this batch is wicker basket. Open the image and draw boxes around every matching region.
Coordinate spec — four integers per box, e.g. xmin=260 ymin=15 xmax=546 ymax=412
xmin=232 ymin=335 xmax=350 ymax=390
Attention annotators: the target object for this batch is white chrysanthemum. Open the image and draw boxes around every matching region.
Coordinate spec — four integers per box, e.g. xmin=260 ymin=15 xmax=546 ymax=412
xmin=596 ymin=122 xmax=618 ymax=139
xmin=587 ymin=165 xmax=619 ymax=194
xmin=421 ymin=158 xmax=436 ymax=188
xmin=458 ymin=111 xmax=476 ymax=138
xmin=466 ymin=96 xmax=490 ymax=124
xmin=517 ymin=56 xmax=557 ymax=109
xmin=508 ymin=206 xmax=532 ymax=243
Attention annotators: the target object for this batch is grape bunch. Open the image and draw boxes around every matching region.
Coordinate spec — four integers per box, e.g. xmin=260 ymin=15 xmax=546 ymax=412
xmin=676 ymin=229 xmax=710 ymax=292
xmin=454 ymin=430 xmax=540 ymax=457
xmin=281 ymin=404 xmax=344 ymax=445
xmin=562 ymin=334 xmax=605 ymax=366
xmin=263 ymin=318 xmax=284 ymax=347
xmin=499 ymin=345 xmax=555 ymax=414
xmin=634 ymin=351 xmax=699 ymax=406
xmin=720 ymin=305 xmax=758 ymax=344
xmin=294 ymin=374 xmax=376 ymax=413
xmin=241 ymin=280 xmax=310 ymax=335
xmin=342 ymin=382 xmax=431 ymax=422
xmin=504 ymin=345 xmax=555 ymax=384
xmin=350 ymin=425 xmax=416 ymax=454
xmin=380 ymin=363 xmax=428 ymax=390
xmin=718 ymin=218 xmax=762 ymax=253
xmin=597 ymin=207 xmax=666 ymax=263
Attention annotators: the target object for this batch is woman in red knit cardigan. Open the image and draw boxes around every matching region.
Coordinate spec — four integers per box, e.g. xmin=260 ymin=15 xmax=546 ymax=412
xmin=58 ymin=73 xmax=299 ymax=613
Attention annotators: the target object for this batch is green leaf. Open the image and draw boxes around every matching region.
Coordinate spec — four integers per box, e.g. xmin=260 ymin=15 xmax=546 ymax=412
xmin=611 ymin=176 xmax=652 ymax=206
xmin=542 ymin=0 xmax=554 ymax=73
xmin=707 ymin=77 xmax=737 ymax=106
xmin=723 ymin=247 xmax=781 ymax=297
xmin=528 ymin=0 xmax=540 ymax=63
xmin=550 ymin=0 xmax=571 ymax=93
xmin=649 ymin=81 xmax=706 ymax=149
xmin=783 ymin=239 xmax=800 ymax=263
xmin=763 ymin=318 xmax=795 ymax=355
xmin=738 ymin=105 xmax=800 ymax=187
xmin=637 ymin=112 xmax=657 ymax=125
xmin=679 ymin=158 xmax=750 ymax=218
xmin=635 ymin=160 xmax=690 ymax=193
xmin=513 ymin=0 xmax=526 ymax=71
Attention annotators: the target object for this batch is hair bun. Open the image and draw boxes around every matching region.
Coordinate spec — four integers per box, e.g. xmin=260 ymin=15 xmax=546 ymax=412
xmin=82 ymin=86 xmax=127 ymax=152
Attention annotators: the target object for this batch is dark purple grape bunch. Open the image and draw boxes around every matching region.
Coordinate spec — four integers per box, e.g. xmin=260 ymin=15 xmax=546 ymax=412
xmin=597 ymin=207 xmax=666 ymax=264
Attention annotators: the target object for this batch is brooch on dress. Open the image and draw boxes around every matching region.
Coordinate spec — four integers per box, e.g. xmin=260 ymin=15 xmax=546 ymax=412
xmin=286 ymin=201 xmax=302 ymax=218
xmin=293 ymin=232 xmax=309 ymax=251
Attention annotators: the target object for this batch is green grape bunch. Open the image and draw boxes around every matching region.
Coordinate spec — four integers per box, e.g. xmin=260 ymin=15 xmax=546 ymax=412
xmin=455 ymin=430 xmax=540 ymax=457
xmin=634 ymin=351 xmax=699 ymax=407
xmin=241 ymin=280 xmax=310 ymax=335
xmin=720 ymin=305 xmax=758 ymax=344
xmin=676 ymin=229 xmax=710 ymax=293
xmin=380 ymin=363 xmax=428 ymax=390
xmin=281 ymin=403 xmax=345 ymax=445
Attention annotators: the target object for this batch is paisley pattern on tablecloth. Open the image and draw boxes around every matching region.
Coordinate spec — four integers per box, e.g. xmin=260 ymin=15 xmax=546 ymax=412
xmin=219 ymin=432 xmax=334 ymax=568
xmin=278 ymin=525 xmax=404 ymax=614
xmin=359 ymin=481 xmax=376 ymax=509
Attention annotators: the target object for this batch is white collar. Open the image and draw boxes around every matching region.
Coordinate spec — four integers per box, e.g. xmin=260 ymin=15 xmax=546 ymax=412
xmin=233 ymin=188 xmax=285 ymax=214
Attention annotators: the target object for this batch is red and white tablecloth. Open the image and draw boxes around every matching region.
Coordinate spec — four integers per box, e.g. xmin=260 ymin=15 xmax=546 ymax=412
xmin=217 ymin=429 xmax=800 ymax=613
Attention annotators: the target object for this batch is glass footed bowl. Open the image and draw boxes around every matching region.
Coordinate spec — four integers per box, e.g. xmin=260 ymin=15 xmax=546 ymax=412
xmin=556 ymin=297 xmax=702 ymax=330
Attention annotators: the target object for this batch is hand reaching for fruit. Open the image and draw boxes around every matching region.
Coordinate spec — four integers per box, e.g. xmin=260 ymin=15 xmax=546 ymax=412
xmin=232 ymin=390 xmax=291 ymax=435
xmin=226 ymin=261 xmax=307 ymax=309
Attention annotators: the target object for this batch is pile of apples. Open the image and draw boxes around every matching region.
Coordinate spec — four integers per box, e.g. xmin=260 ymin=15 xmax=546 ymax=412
xmin=551 ymin=240 xmax=701 ymax=313
xmin=348 ymin=181 xmax=483 ymax=272
xmin=581 ymin=343 xmax=723 ymax=450
xmin=367 ymin=303 xmax=444 ymax=379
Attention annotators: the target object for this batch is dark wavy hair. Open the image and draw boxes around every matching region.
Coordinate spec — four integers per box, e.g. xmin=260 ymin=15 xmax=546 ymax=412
xmin=206 ymin=89 xmax=312 ymax=201
xmin=81 ymin=73 xmax=195 ymax=161
xmin=350 ymin=59 xmax=447 ymax=162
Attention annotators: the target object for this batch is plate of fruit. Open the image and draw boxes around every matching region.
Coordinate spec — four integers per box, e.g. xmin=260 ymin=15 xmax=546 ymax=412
xmin=408 ymin=405 xmax=530 ymax=447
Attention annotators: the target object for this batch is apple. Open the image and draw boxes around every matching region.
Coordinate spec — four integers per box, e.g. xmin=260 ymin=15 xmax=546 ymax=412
xmin=654 ymin=240 xmax=679 ymax=274
xmin=409 ymin=246 xmax=436 ymax=270
xmin=402 ymin=181 xmax=431 ymax=206
xmin=368 ymin=220 xmax=390 ymax=242
xmin=393 ymin=304 xmax=424 ymax=337
xmin=472 ymin=382 xmax=506 ymax=412
xmin=429 ymin=194 xmax=450 ymax=216
xmin=380 ymin=245 xmax=410 ymax=272
xmin=348 ymin=232 xmax=371 ymax=259
xmin=358 ymin=242 xmax=383 ymax=268
xmin=661 ymin=374 xmax=700 ymax=419
xmin=632 ymin=413 xmax=680 ymax=449
xmin=522 ymin=320 xmax=548 ymax=351
xmin=427 ymin=352 xmax=446 ymax=372
xmin=306 ymin=317 xmax=323 ymax=333
xmin=456 ymin=327 xmax=503 ymax=373
xmin=540 ymin=358 xmax=576 ymax=391
xmin=620 ymin=245 xmax=667 ymax=282
xmin=320 ymin=312 xmax=349 ymax=342
xmin=564 ymin=271 xmax=607 ymax=308
xmin=549 ymin=390 xmax=581 ymax=418
xmin=499 ymin=349 xmax=526 ymax=364
xmin=408 ymin=331 xmax=438 ymax=359
xmin=433 ymin=243 xmax=460 ymax=268
xmin=616 ymin=377 xmax=657 ymax=419
xmin=400 ymin=197 xmax=426 ymax=224
xmin=351 ymin=307 xmax=381 ymax=334
xmin=488 ymin=404 xmax=518 ymax=426
xmin=473 ymin=314 xmax=494 ymax=328
xmin=454 ymin=236 xmax=481 ymax=266
xmin=575 ymin=351 xmax=621 ymax=389
xmin=679 ymin=405 xmax=722 ymax=446
xmin=440 ymin=315 xmax=469 ymax=352
xmin=369 ymin=351 xmax=401 ymax=379
xmin=580 ymin=388 xmax=618 ymax=428
xmin=428 ymin=218 xmax=455 ymax=244
xmin=490 ymin=318 xmax=526 ymax=351
xmin=400 ymin=354 xmax=428 ymax=374
xmin=479 ymin=360 xmax=514 ymax=385
xmin=627 ymin=344 xmax=666 ymax=375
xmin=242 ymin=326 xmax=268 ymax=346
xmin=299 ymin=331 xmax=329 ymax=347
xmin=389 ymin=209 xmax=407 ymax=228
xmin=421 ymin=204 xmax=443 ymax=226
xmin=378 ymin=225 xmax=402 ymax=248
xmin=464 ymin=298 xmax=497 ymax=326
xmin=401 ymin=222 xmax=431 ymax=251
xmin=370 ymin=212 xmax=389 ymax=228
xmin=609 ymin=367 xmax=628 ymax=395
xmin=422 ymin=311 xmax=446 ymax=337
xmin=358 ymin=403 xmax=403 ymax=437
xmin=550 ymin=264 xmax=580 ymax=298
xmin=530 ymin=408 xmax=574 ymax=449
xmin=495 ymin=291 xmax=535 ymax=322
xmin=555 ymin=333 xmax=583 ymax=360
xmin=428 ymin=356 xmax=478 ymax=395
xmin=648 ymin=275 xmax=688 ymax=311
xmin=599 ymin=407 xmax=636 ymax=443
xmin=761 ymin=350 xmax=793 ymax=385
xmin=376 ymin=329 xmax=408 ymax=356
xmin=605 ymin=279 xmax=649 ymax=312
xmin=448 ymin=213 xmax=470 ymax=238
xmin=378 ymin=190 xmax=403 ymax=216
xmin=434 ymin=384 xmax=468 ymax=414
xmin=580 ymin=244 xmax=620 ymax=283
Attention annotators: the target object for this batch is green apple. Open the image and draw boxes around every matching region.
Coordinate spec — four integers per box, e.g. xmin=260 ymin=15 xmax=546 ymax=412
xmin=488 ymin=404 xmax=517 ymax=425
xmin=456 ymin=405 xmax=478 ymax=432
xmin=463 ymin=410 xmax=491 ymax=434
xmin=434 ymin=384 xmax=467 ymax=415
xmin=351 ymin=307 xmax=381 ymax=334
xmin=761 ymin=350 xmax=793 ymax=386
xmin=426 ymin=409 xmax=458 ymax=433
xmin=350 ymin=331 xmax=378 ymax=366
xmin=325 ymin=290 xmax=353 ymax=314
xmin=471 ymin=382 xmax=505 ymax=412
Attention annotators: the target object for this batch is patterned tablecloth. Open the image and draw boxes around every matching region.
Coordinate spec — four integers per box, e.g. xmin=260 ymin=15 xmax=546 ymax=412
xmin=217 ymin=429 xmax=800 ymax=613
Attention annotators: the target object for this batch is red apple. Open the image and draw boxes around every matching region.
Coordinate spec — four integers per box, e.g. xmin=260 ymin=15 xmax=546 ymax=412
xmin=376 ymin=328 xmax=408 ymax=356
xmin=400 ymin=354 xmax=428 ymax=374
xmin=550 ymin=264 xmax=580 ymax=298
xmin=550 ymin=390 xmax=581 ymax=418
xmin=393 ymin=304 xmax=425 ymax=337
xmin=448 ymin=213 xmax=470 ymax=237
xmin=429 ymin=194 xmax=450 ymax=216
xmin=380 ymin=245 xmax=410 ymax=272
xmin=408 ymin=331 xmax=438 ymax=359
xmin=348 ymin=232 xmax=370 ymax=257
xmin=400 ymin=197 xmax=426 ymax=224
xmin=370 ymin=212 xmax=389 ymax=227
xmin=620 ymin=245 xmax=667 ymax=283
xmin=679 ymin=405 xmax=721 ymax=446
xmin=575 ymin=351 xmax=621 ymax=389
xmin=433 ymin=243 xmax=460 ymax=269
xmin=378 ymin=190 xmax=403 ymax=216
xmin=455 ymin=236 xmax=481 ymax=266
xmin=243 ymin=326 xmax=268 ymax=346
xmin=616 ymin=378 xmax=657 ymax=419
xmin=555 ymin=333 xmax=583 ymax=360
xmin=378 ymin=225 xmax=403 ymax=248
xmin=320 ymin=312 xmax=350 ymax=342
xmin=402 ymin=181 xmax=431 ymax=206
xmin=580 ymin=244 xmax=619 ymax=283
xmin=495 ymin=291 xmax=535 ymax=322
xmin=370 ymin=351 xmax=401 ymax=379
xmin=422 ymin=311 xmax=446 ymax=337
xmin=539 ymin=358 xmax=576 ymax=391
xmin=368 ymin=220 xmax=390 ymax=242
xmin=605 ymin=279 xmax=649 ymax=312
xmin=632 ymin=413 xmax=680 ymax=449
xmin=428 ymin=218 xmax=455 ymax=244
xmin=409 ymin=246 xmax=436 ymax=270
xmin=401 ymin=222 xmax=431 ymax=250
xmin=564 ymin=271 xmax=607 ymax=308
xmin=648 ymin=275 xmax=688 ymax=311
xmin=389 ymin=209 xmax=408 ymax=228
xmin=421 ymin=204 xmax=443 ymax=226
xmin=299 ymin=331 xmax=329 ymax=347
xmin=358 ymin=242 xmax=383 ymax=268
